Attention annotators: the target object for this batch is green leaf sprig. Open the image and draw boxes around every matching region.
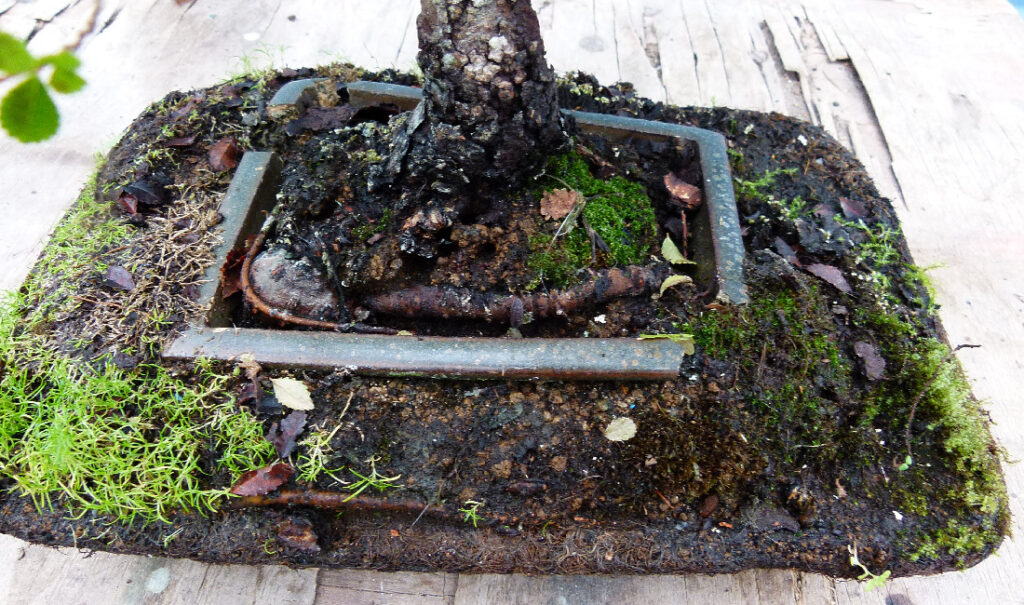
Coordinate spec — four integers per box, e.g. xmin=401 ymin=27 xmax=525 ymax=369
xmin=1 ymin=31 xmax=87 ymax=142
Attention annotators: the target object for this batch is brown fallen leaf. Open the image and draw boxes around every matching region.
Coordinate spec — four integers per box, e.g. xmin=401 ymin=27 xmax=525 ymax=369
xmin=804 ymin=263 xmax=852 ymax=293
xmin=164 ymin=134 xmax=197 ymax=148
xmin=839 ymin=197 xmax=868 ymax=219
xmin=116 ymin=193 xmax=138 ymax=215
xmin=287 ymin=105 xmax=357 ymax=133
xmin=208 ymin=137 xmax=241 ymax=171
xmin=123 ymin=179 xmax=170 ymax=207
xmin=267 ymin=411 xmax=308 ymax=458
xmin=275 ymin=516 xmax=320 ymax=552
xmin=230 ymin=462 xmax=294 ymax=496
xmin=664 ymin=172 xmax=703 ymax=209
xmin=853 ymin=341 xmax=886 ymax=381
xmin=507 ymin=481 xmax=546 ymax=497
xmin=237 ymin=353 xmax=262 ymax=381
xmin=104 ymin=266 xmax=135 ymax=291
xmin=237 ymin=380 xmax=262 ymax=407
xmin=219 ymin=246 xmax=247 ymax=299
xmin=773 ymin=237 xmax=801 ymax=266
xmin=700 ymin=493 xmax=719 ymax=517
xmin=540 ymin=188 xmax=579 ymax=221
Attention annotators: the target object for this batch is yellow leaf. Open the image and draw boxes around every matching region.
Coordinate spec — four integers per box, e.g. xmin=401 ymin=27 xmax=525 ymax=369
xmin=603 ymin=417 xmax=637 ymax=442
xmin=661 ymin=236 xmax=696 ymax=265
xmin=271 ymin=377 xmax=314 ymax=410
xmin=659 ymin=274 xmax=693 ymax=296
xmin=638 ymin=333 xmax=696 ymax=355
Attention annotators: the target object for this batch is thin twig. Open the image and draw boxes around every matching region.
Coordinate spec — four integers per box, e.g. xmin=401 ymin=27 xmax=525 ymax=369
xmin=904 ymin=343 xmax=981 ymax=462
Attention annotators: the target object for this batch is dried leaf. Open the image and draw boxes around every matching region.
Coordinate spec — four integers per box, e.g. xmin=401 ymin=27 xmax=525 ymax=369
xmin=773 ymin=237 xmax=801 ymax=266
xmin=123 ymin=179 xmax=170 ymax=207
xmin=663 ymin=173 xmax=703 ymax=209
xmin=208 ymin=137 xmax=241 ymax=171
xmin=164 ymin=134 xmax=197 ymax=147
xmin=805 ymin=263 xmax=852 ymax=293
xmin=219 ymin=246 xmax=247 ymax=298
xmin=275 ymin=517 xmax=320 ymax=552
xmin=603 ymin=417 xmax=637 ymax=442
xmin=104 ymin=266 xmax=135 ymax=291
xmin=540 ymin=188 xmax=579 ymax=221
xmin=638 ymin=333 xmax=696 ymax=355
xmin=237 ymin=380 xmax=262 ymax=406
xmin=839 ymin=197 xmax=868 ymax=219
xmin=289 ymin=105 xmax=357 ymax=132
xmin=853 ymin=341 xmax=886 ymax=381
xmin=271 ymin=377 xmax=314 ymax=410
xmin=267 ymin=410 xmax=308 ymax=458
xmin=507 ymin=481 xmax=546 ymax=497
xmin=659 ymin=274 xmax=693 ymax=296
xmin=116 ymin=193 xmax=138 ymax=215
xmin=230 ymin=462 xmax=294 ymax=496
xmin=237 ymin=353 xmax=262 ymax=381
xmin=661 ymin=236 xmax=696 ymax=265
xmin=700 ymin=493 xmax=719 ymax=517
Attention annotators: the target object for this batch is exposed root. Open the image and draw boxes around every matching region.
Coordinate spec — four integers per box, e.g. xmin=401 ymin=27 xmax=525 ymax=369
xmin=241 ymin=230 xmax=397 ymax=335
xmin=227 ymin=489 xmax=581 ymax=530
xmin=362 ymin=265 xmax=667 ymax=323
xmin=229 ymin=490 xmax=432 ymax=515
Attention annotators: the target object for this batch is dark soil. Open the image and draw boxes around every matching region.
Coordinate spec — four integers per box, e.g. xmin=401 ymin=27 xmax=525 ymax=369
xmin=0 ymin=65 xmax=1008 ymax=578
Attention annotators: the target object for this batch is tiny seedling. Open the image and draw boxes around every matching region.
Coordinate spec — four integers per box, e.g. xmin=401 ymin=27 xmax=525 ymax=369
xmin=847 ymin=544 xmax=891 ymax=591
xmin=342 ymin=456 xmax=401 ymax=501
xmin=459 ymin=500 xmax=485 ymax=528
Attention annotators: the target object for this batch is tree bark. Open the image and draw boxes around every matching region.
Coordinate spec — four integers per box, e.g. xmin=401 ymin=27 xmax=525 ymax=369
xmin=378 ymin=0 xmax=569 ymax=255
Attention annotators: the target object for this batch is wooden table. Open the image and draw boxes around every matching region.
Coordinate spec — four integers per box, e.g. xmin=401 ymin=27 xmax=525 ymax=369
xmin=2 ymin=1 xmax=1022 ymax=602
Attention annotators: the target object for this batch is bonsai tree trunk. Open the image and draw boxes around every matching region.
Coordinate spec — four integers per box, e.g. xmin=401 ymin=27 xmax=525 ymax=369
xmin=379 ymin=0 xmax=569 ymax=256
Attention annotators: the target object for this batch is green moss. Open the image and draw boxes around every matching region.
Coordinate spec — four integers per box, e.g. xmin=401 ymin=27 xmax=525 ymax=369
xmin=684 ymin=285 xmax=851 ymax=464
xmin=910 ymin=518 xmax=1002 ymax=566
xmin=0 ymin=164 xmax=275 ymax=524
xmin=27 ymin=164 xmax=131 ymax=322
xmin=352 ymin=207 xmax=393 ymax=241
xmin=733 ymin=167 xmax=796 ymax=201
xmin=0 ymin=294 xmax=273 ymax=524
xmin=528 ymin=152 xmax=658 ymax=287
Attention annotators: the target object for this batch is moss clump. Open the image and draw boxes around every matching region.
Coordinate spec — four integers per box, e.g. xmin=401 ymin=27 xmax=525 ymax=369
xmin=685 ymin=284 xmax=851 ymax=464
xmin=528 ymin=152 xmax=658 ymax=287
xmin=29 ymin=166 xmax=131 ymax=323
xmin=0 ymin=165 xmax=275 ymax=524
xmin=0 ymin=294 xmax=274 ymax=524
xmin=352 ymin=207 xmax=393 ymax=241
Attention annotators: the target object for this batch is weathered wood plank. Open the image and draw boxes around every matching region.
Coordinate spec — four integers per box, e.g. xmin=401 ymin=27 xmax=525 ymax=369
xmin=454 ymin=570 xmax=809 ymax=604
xmin=0 ymin=533 xmax=317 ymax=605
xmin=316 ymin=569 xmax=456 ymax=605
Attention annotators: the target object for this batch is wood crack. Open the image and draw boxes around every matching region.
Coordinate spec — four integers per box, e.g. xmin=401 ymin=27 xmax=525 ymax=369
xmin=641 ymin=5 xmax=669 ymax=102
xmin=678 ymin=0 xmax=702 ymax=101
xmin=609 ymin=0 xmax=622 ymax=83
xmin=98 ymin=7 xmax=121 ymax=34
xmin=392 ymin=0 xmax=416 ymax=66
xmin=703 ymin=0 xmax=732 ymax=100
xmin=25 ymin=0 xmax=76 ymax=43
xmin=758 ymin=21 xmax=810 ymax=120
